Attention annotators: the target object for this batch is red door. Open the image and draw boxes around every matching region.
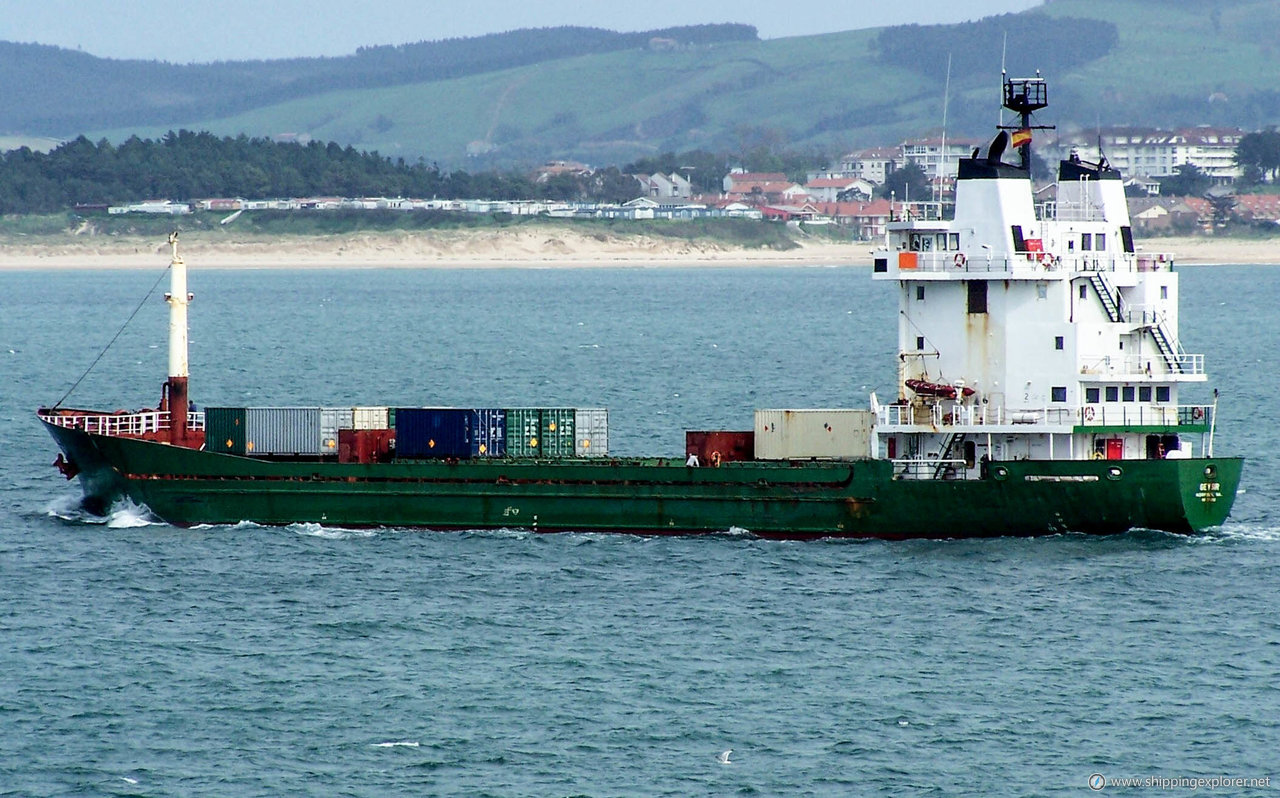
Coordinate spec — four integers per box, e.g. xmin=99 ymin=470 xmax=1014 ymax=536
xmin=1106 ymin=439 xmax=1124 ymax=460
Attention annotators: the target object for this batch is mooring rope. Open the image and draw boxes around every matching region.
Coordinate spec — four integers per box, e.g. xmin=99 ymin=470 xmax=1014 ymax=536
xmin=53 ymin=264 xmax=173 ymax=409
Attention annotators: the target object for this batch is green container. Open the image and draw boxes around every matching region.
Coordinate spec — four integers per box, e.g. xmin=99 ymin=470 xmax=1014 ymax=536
xmin=205 ymin=407 xmax=247 ymax=455
xmin=505 ymin=409 xmax=542 ymax=457
xmin=388 ymin=407 xmax=397 ymax=428
xmin=540 ymin=408 xmax=576 ymax=458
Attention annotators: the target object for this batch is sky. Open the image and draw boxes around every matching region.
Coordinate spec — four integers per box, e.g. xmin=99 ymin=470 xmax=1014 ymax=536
xmin=2 ymin=0 xmax=1044 ymax=63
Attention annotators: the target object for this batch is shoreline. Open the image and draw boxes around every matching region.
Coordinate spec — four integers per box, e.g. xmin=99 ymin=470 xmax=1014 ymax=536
xmin=0 ymin=230 xmax=1275 ymax=269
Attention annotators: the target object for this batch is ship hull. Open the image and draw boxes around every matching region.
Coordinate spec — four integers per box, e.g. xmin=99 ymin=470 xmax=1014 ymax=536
xmin=43 ymin=421 xmax=1242 ymax=539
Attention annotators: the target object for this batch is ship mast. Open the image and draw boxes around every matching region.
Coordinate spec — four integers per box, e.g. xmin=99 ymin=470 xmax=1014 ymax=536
xmin=164 ymin=232 xmax=192 ymax=444
xmin=1000 ymin=72 xmax=1051 ymax=174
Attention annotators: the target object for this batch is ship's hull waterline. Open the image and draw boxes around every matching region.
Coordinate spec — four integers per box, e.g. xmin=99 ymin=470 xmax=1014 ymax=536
xmin=45 ymin=421 xmax=1241 ymax=539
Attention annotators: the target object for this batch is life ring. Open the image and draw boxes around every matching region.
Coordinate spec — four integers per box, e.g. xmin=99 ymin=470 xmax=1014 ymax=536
xmin=1041 ymin=252 xmax=1054 ymax=268
xmin=1084 ymin=406 xmax=1095 ymax=421
xmin=710 ymin=451 xmax=722 ymax=467
xmin=1192 ymin=407 xmax=1204 ymax=420
xmin=953 ymin=253 xmax=967 ymax=268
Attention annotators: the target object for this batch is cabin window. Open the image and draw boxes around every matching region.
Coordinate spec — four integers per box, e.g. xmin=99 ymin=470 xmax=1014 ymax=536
xmin=1068 ymin=240 xmax=1076 ymax=252
xmin=967 ymin=281 xmax=988 ymax=314
xmin=1121 ymin=226 xmax=1135 ymax=253
xmin=916 ymin=336 xmax=925 ymax=350
xmin=1156 ymin=386 xmax=1171 ymax=402
xmin=949 ymin=233 xmax=960 ymax=250
xmin=1096 ymin=232 xmax=1106 ymax=250
xmin=1122 ymin=386 xmax=1135 ymax=402
xmin=1054 ymin=336 xmax=1064 ymax=350
xmin=1052 ymin=386 xmax=1067 ymax=402
xmin=916 ymin=286 xmax=925 ymax=301
xmin=874 ymin=257 xmax=888 ymax=273
xmin=1139 ymin=386 xmax=1152 ymax=401
xmin=1081 ymin=233 xmax=1093 ymax=251
xmin=1086 ymin=388 xmax=1101 ymax=403
xmin=1079 ymin=284 xmax=1087 ymax=300
xmin=963 ymin=440 xmax=976 ymax=469
xmin=1037 ymin=282 xmax=1048 ymax=300
xmin=1106 ymin=386 xmax=1119 ymax=402
xmin=1011 ymin=225 xmax=1026 ymax=253
xmin=1160 ymin=285 xmax=1168 ymax=300
xmin=936 ymin=233 xmax=949 ymax=251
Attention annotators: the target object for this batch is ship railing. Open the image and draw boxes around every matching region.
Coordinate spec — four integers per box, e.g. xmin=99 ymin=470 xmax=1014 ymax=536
xmin=1076 ymin=405 xmax=1211 ymax=427
xmin=1123 ymin=304 xmax=1168 ymax=327
xmin=891 ymin=458 xmax=968 ymax=480
xmin=1078 ymin=353 xmax=1204 ymax=377
xmin=38 ymin=409 xmax=206 ymax=436
xmin=877 ymin=404 xmax=1078 ymax=427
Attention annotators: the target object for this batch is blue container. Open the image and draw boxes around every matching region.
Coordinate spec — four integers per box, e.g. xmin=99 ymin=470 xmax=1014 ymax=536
xmin=471 ymin=409 xmax=506 ymax=457
xmin=394 ymin=408 xmax=472 ymax=459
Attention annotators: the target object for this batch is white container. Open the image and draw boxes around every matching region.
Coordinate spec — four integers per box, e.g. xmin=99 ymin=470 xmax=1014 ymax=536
xmin=753 ymin=409 xmax=874 ymax=460
xmin=574 ymin=408 xmax=609 ymax=457
xmin=320 ymin=407 xmax=355 ymax=453
xmin=352 ymin=406 xmax=389 ymax=430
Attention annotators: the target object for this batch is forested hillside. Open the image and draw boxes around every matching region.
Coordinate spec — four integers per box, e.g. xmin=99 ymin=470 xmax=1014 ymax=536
xmin=4 ymin=0 xmax=1280 ymax=169
xmin=0 ymin=25 xmax=755 ymax=134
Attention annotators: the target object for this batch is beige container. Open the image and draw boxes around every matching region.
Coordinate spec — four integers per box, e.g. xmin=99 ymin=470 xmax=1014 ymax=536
xmin=753 ymin=409 xmax=874 ymax=460
xmin=352 ymin=406 xmax=390 ymax=430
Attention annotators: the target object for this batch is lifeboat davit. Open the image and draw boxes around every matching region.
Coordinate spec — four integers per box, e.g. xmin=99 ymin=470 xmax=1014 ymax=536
xmin=905 ymin=379 xmax=975 ymax=400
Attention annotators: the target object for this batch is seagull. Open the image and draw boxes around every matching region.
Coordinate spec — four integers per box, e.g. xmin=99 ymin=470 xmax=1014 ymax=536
xmin=716 ymin=749 xmax=733 ymax=765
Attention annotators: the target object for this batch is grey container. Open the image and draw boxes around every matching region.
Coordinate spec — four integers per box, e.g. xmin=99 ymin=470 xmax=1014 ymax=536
xmin=574 ymin=408 xmax=608 ymax=457
xmin=321 ymin=407 xmax=355 ymax=454
xmin=244 ymin=407 xmax=323 ymax=456
xmin=753 ymin=409 xmax=874 ymax=460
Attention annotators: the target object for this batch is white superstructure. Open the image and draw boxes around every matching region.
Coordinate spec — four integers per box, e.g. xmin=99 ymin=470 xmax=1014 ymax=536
xmin=870 ymin=77 xmax=1215 ymax=480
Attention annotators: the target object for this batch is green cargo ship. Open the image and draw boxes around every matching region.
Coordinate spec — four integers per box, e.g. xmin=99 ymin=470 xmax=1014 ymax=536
xmin=38 ymin=77 xmax=1241 ymax=538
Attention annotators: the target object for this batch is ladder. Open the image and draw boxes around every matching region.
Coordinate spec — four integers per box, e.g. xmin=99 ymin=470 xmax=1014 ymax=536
xmin=1087 ymin=272 xmax=1123 ymax=323
xmin=933 ymin=432 xmax=967 ymax=480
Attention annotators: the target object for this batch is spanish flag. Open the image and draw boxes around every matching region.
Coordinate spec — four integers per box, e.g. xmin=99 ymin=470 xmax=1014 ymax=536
xmin=1010 ymin=128 xmax=1032 ymax=148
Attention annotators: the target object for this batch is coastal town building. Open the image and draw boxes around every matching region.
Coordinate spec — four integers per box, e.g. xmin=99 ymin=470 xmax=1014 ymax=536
xmin=1055 ymin=127 xmax=1245 ymax=184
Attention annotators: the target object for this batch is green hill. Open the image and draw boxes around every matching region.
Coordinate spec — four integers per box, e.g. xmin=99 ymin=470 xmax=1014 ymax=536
xmin=10 ymin=0 xmax=1280 ymax=168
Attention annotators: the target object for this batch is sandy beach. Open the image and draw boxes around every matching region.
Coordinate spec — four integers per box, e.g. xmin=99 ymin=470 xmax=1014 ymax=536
xmin=0 ymin=229 xmax=1275 ymax=269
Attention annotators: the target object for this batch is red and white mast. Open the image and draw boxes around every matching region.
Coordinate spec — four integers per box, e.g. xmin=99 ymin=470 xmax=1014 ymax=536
xmin=164 ymin=232 xmax=192 ymax=444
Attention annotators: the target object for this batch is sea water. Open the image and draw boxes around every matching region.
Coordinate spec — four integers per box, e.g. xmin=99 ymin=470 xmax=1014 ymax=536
xmin=1 ymin=265 xmax=1276 ymax=795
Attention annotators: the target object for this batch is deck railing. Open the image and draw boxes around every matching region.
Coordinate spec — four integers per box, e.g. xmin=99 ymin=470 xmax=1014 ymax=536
xmin=1078 ymin=353 xmax=1204 ymax=377
xmin=882 ymin=251 xmax=1172 ymax=277
xmin=38 ymin=410 xmax=206 ymax=436
xmin=878 ymin=403 xmax=1212 ymax=429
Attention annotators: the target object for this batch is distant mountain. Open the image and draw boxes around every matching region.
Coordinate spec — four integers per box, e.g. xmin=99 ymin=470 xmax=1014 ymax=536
xmin=4 ymin=0 xmax=1280 ymax=168
xmin=0 ymin=24 xmax=757 ymax=133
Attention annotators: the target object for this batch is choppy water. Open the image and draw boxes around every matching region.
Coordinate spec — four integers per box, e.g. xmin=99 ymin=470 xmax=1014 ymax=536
xmin=1 ymin=264 xmax=1277 ymax=795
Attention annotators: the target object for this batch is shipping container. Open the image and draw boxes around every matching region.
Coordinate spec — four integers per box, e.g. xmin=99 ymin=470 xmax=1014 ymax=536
xmin=471 ymin=409 xmax=506 ymax=457
xmin=505 ymin=408 xmax=542 ymax=457
xmin=205 ymin=407 xmax=246 ymax=455
xmin=574 ymin=409 xmax=609 ymax=457
xmin=685 ymin=430 xmax=754 ymax=465
xmin=753 ymin=409 xmax=874 ymax=460
xmin=352 ymin=406 xmax=389 ymax=430
xmin=320 ymin=407 xmax=354 ymax=454
xmin=540 ymin=408 xmax=576 ymax=458
xmin=245 ymin=407 xmax=324 ymax=456
xmin=395 ymin=408 xmax=471 ymax=459
xmin=338 ymin=428 xmax=395 ymax=463
xmin=387 ymin=407 xmax=397 ymax=428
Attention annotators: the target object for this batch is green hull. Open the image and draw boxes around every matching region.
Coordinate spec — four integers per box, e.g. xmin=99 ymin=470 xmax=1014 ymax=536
xmin=44 ymin=421 xmax=1242 ymax=539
